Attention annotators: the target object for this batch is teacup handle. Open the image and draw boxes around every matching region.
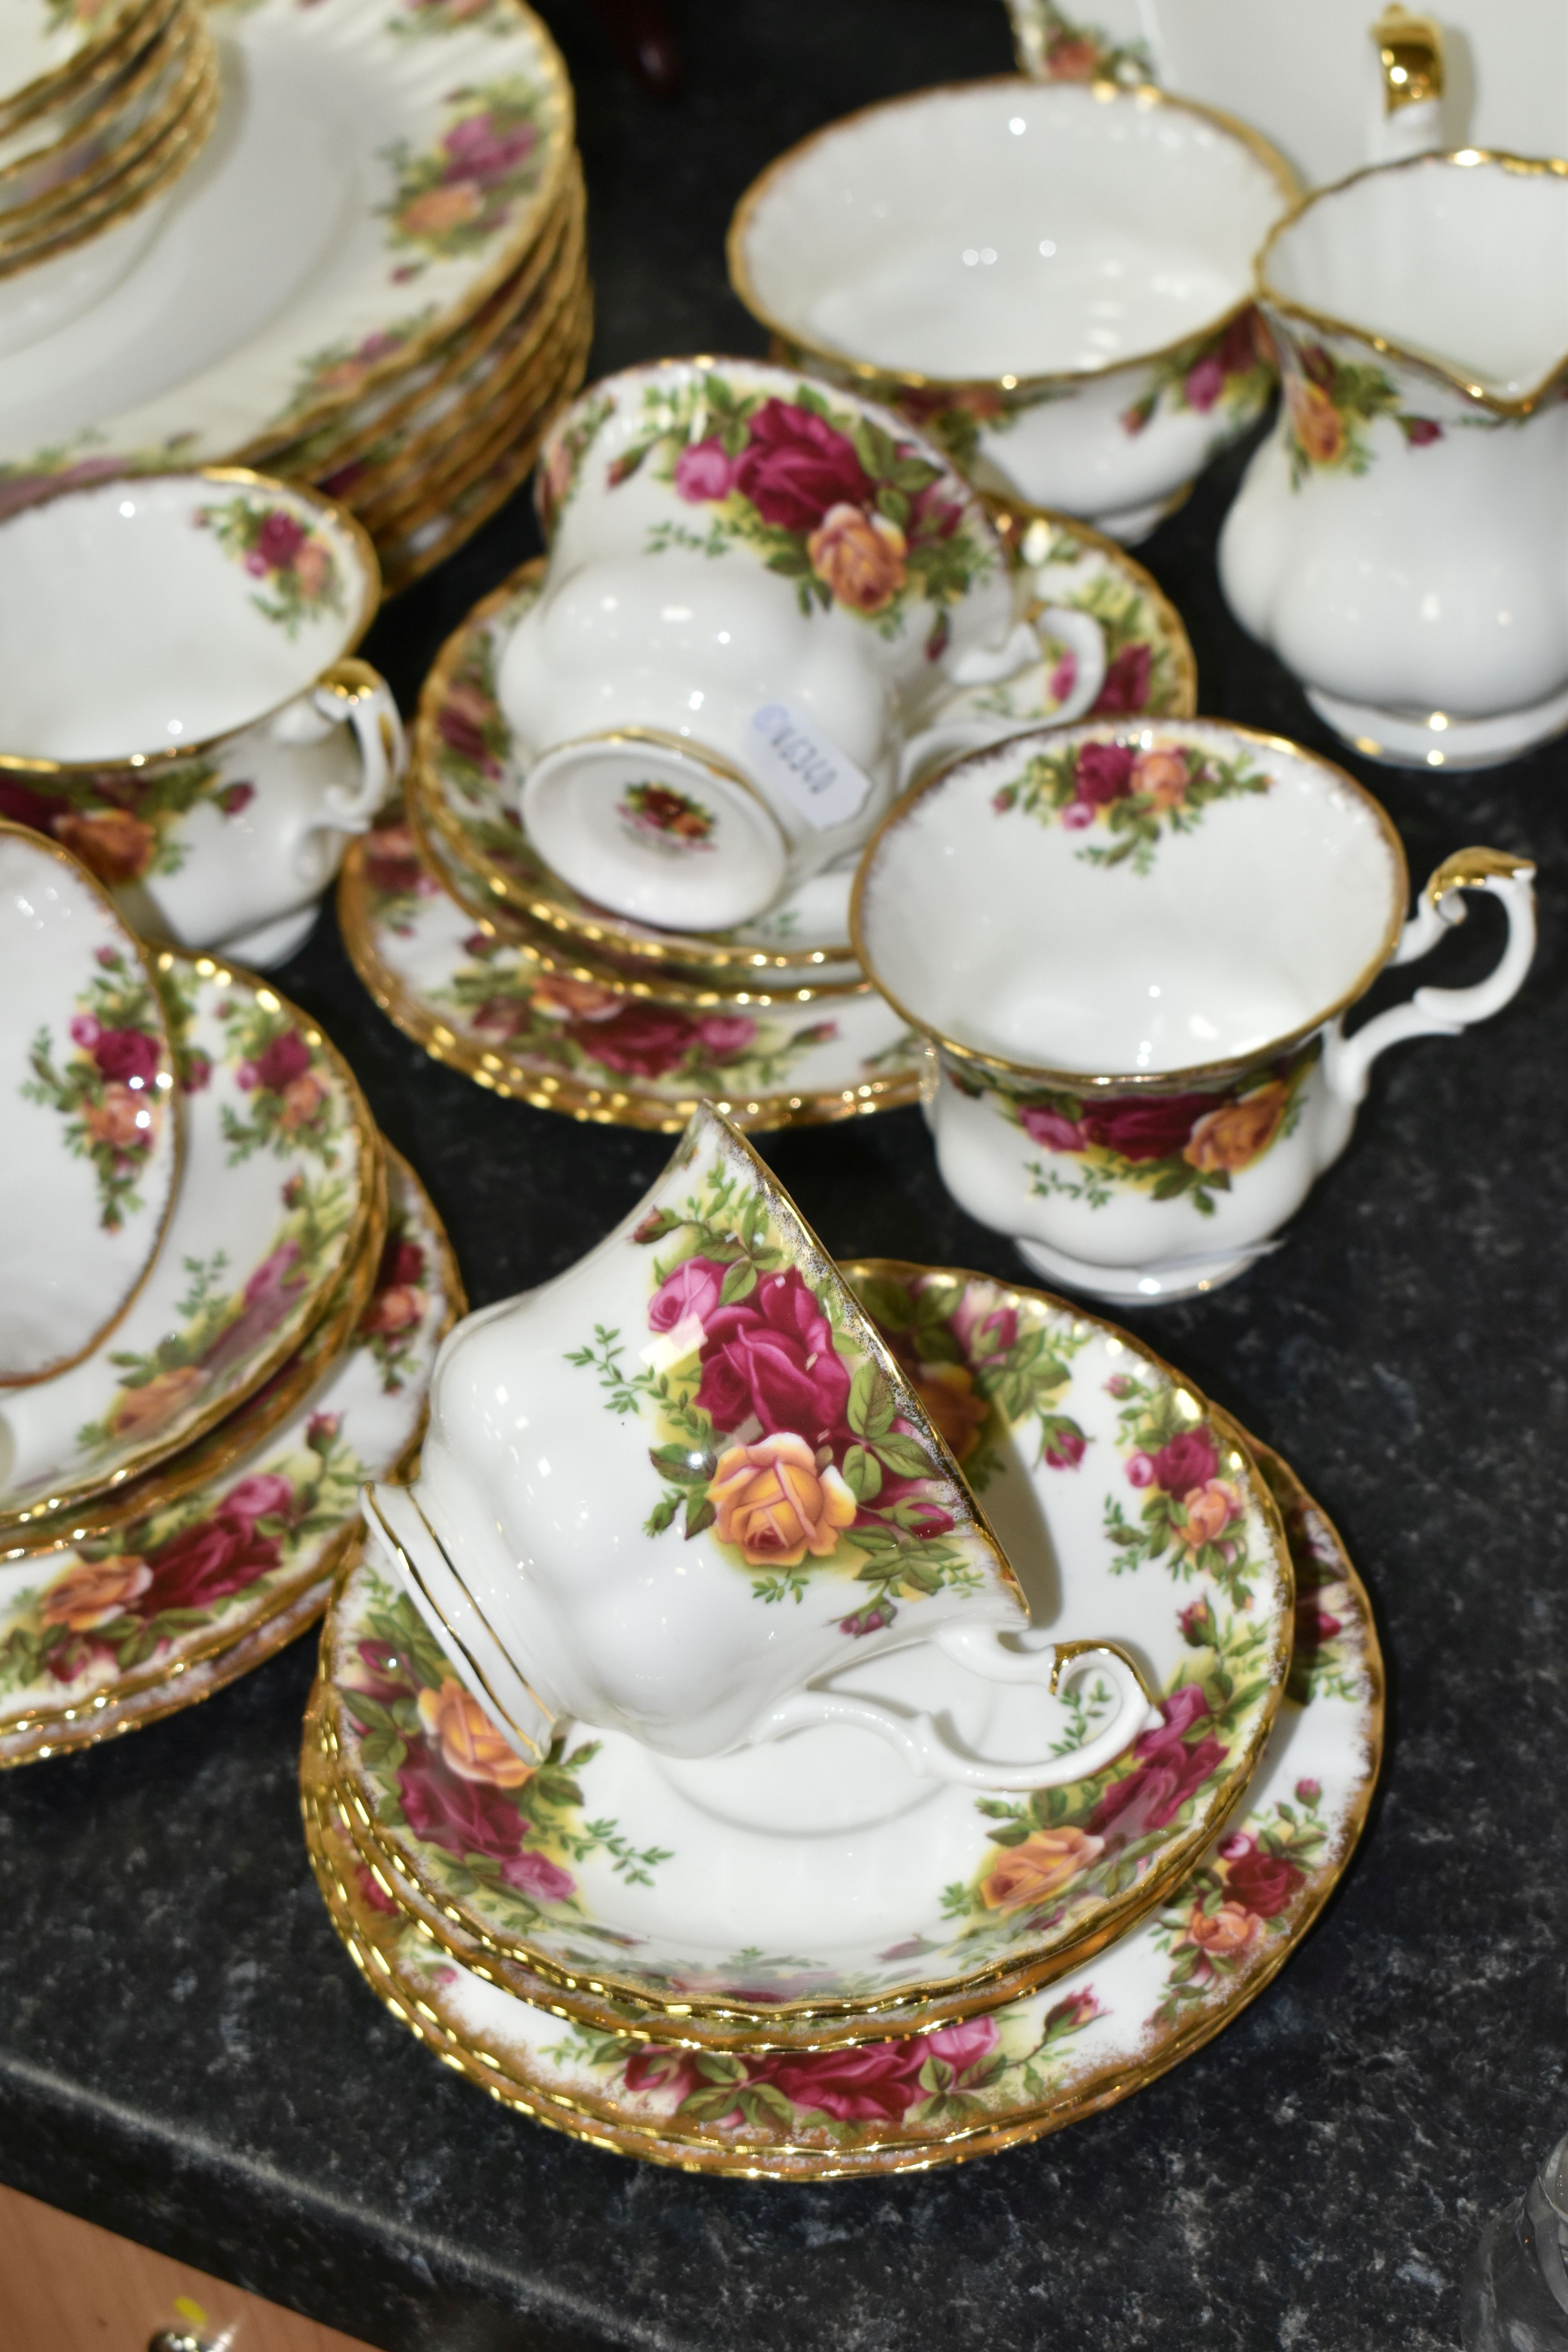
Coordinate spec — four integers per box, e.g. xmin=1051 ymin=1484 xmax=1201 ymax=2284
xmin=1324 ymin=848 xmax=1537 ymax=1109
xmin=898 ymin=610 xmax=1109 ymax=791
xmin=307 ymin=658 xmax=407 ymax=833
xmin=751 ymin=1630 xmax=1158 ymax=1791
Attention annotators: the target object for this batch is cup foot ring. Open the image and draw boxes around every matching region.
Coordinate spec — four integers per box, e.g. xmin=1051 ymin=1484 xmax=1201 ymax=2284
xmin=1306 ymin=683 xmax=1568 ymax=772
xmin=1013 ymin=1233 xmax=1267 ymax=1305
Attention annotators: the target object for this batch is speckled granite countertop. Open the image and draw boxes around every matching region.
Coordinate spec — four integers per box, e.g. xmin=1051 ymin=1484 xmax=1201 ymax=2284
xmin=1 ymin=4 xmax=1564 ymax=2347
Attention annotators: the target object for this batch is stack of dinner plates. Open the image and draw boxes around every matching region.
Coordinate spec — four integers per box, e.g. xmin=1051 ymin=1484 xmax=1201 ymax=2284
xmin=336 ymin=498 xmax=1198 ymax=1129
xmin=0 ymin=0 xmax=588 ymax=592
xmin=0 ymin=0 xmax=218 ymax=363
xmin=0 ymin=822 xmax=464 ymax=1767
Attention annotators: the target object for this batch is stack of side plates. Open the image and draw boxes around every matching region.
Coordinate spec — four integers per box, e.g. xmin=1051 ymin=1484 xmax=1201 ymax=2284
xmin=0 ymin=828 xmax=465 ymax=1766
xmin=301 ymin=1259 xmax=1383 ymax=2178
xmin=335 ymin=501 xmax=1199 ymax=1130
xmin=0 ymin=0 xmax=588 ymax=591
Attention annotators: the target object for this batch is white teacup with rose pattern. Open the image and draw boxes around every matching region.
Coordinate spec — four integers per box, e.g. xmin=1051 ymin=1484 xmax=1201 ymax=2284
xmin=507 ymin=358 xmax=1036 ymax=931
xmin=0 ymin=467 xmax=403 ymax=968
xmin=852 ymin=718 xmax=1536 ymax=1303
xmin=365 ymin=1103 xmax=1157 ymax=1788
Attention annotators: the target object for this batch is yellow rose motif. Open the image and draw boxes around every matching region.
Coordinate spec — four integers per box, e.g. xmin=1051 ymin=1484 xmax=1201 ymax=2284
xmin=1184 ymin=1080 xmax=1289 ymax=1175
xmin=979 ymin=1824 xmax=1105 ymax=1911
xmin=53 ymin=807 xmax=158 ymax=884
xmin=417 ymin=1677 xmax=533 ymax=1787
xmin=41 ymin=1553 xmax=152 ymax=1631
xmin=1180 ymin=1478 xmax=1243 ymax=1549
xmin=1186 ymin=1898 xmax=1261 ymax=1958
xmin=85 ymin=1082 xmax=149 ymax=1153
xmin=1131 ymin=747 xmax=1190 ymax=809
xmin=399 ymin=183 xmax=483 ymax=241
xmin=1287 ymin=376 xmax=1345 ymax=467
xmin=708 ymin=1431 xmax=857 ymax=1568
xmin=806 ymin=503 xmax=907 ymax=614
xmin=110 ymin=1363 xmax=207 ymax=1439
xmin=913 ymin=1363 xmax=989 ymax=1466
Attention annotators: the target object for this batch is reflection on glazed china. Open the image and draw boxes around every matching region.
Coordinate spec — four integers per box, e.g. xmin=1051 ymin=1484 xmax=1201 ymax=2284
xmin=1220 ymin=152 xmax=1568 ymax=769
xmin=0 ymin=467 xmax=403 ymax=966
xmin=851 ymin=720 xmax=1537 ymax=1301
xmin=364 ymin=1104 xmax=1157 ymax=1788
xmin=728 ymin=80 xmax=1297 ymax=541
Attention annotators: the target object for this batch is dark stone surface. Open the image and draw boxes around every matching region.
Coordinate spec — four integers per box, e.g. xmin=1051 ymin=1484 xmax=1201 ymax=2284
xmin=2 ymin=4 xmax=1565 ymax=2347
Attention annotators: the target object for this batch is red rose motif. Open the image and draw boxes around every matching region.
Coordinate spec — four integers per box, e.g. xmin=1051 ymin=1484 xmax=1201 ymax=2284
xmin=1151 ymin=1426 xmax=1219 ymax=1495
xmin=673 ymin=436 xmax=739 ymax=503
xmin=201 ymin=1241 xmax=304 ymax=1374
xmin=255 ymin=511 xmax=306 ymax=572
xmin=1224 ymin=1848 xmax=1302 ymax=1918
xmin=1183 ymin=354 xmax=1225 ymax=413
xmin=1090 ymin=641 xmax=1153 ymax=717
xmin=87 ymin=1026 xmax=162 ymax=1089
xmin=1401 ymin=417 xmax=1443 ymax=447
xmin=398 ymin=1741 xmax=530 ymax=1864
xmin=1087 ymin=1684 xmax=1227 ymax=1840
xmin=243 ymin=1030 xmax=314 ymax=1094
xmin=1079 ymin=1091 xmax=1218 ymax=1164
xmin=648 ymin=1254 xmax=727 ymax=1334
xmin=376 ymin=1232 xmax=426 ymax=1294
xmin=138 ymin=1473 xmax=294 ymax=1615
xmin=751 ymin=2014 xmax=998 ymax=2123
xmin=571 ymin=1002 xmax=697 ymax=1079
xmin=1041 ymin=1424 xmax=1086 ymax=1470
xmin=731 ymin=399 xmax=873 ymax=535
xmin=694 ymin=1266 xmax=851 ymax=1445
xmin=1294 ymin=1599 xmax=1343 ymax=1651
xmin=1072 ymin=742 xmax=1136 ymax=807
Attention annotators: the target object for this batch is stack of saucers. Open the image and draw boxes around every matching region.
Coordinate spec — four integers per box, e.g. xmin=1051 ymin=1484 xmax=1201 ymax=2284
xmin=0 ymin=0 xmax=218 ymax=362
xmin=338 ymin=451 xmax=1198 ymax=1131
xmin=0 ymin=0 xmax=588 ymax=593
xmin=0 ymin=821 xmax=465 ymax=1768
xmin=303 ymin=1104 xmax=1382 ymax=2177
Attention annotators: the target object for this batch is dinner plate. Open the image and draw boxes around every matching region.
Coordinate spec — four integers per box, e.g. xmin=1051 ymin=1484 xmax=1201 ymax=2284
xmin=303 ymin=1439 xmax=1379 ymax=2172
xmin=0 ymin=949 xmax=376 ymax=1527
xmin=0 ymin=824 xmax=181 ymax=1387
xmin=0 ymin=1143 xmax=461 ymax=1762
xmin=0 ymin=0 xmax=573 ymax=501
xmin=318 ymin=1261 xmax=1294 ymax=2036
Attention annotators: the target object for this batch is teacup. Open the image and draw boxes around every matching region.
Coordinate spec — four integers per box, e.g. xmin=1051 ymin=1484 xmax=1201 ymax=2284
xmin=1219 ymin=150 xmax=1568 ymax=770
xmin=508 ymin=357 xmax=1029 ymax=929
xmin=0 ymin=466 xmax=403 ymax=967
xmin=852 ymin=718 xmax=1535 ymax=1303
xmin=727 ymin=78 xmax=1297 ymax=544
xmin=364 ymin=1102 xmax=1156 ymax=1785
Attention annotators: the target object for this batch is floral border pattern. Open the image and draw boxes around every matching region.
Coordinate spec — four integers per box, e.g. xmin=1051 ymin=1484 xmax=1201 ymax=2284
xmin=195 ymin=496 xmax=344 ymax=636
xmin=21 ymin=944 xmax=169 ymax=1232
xmin=989 ymin=732 xmax=1272 ymax=873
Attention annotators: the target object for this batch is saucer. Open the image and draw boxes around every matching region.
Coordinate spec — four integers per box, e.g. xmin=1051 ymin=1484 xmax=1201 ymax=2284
xmin=0 ymin=1143 xmax=462 ymax=1764
xmin=0 ymin=824 xmax=181 ymax=1386
xmin=303 ymin=1438 xmax=1379 ymax=2173
xmin=319 ymin=1259 xmax=1292 ymax=2037
xmin=0 ymin=0 xmax=574 ymax=487
xmin=0 ymin=1140 xmax=387 ymax=1563
xmin=338 ymin=811 xmax=925 ymax=1132
xmin=0 ymin=949 xmax=377 ymax=1528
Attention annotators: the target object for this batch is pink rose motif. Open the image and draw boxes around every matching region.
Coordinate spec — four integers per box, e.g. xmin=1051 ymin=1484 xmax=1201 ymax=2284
xmin=1019 ymin=1102 xmax=1088 ymax=1154
xmin=181 ymin=1051 xmax=212 ymax=1095
xmin=1062 ymin=802 xmax=1094 ymax=829
xmin=201 ymin=1241 xmax=304 ymax=1374
xmin=1126 ymin=1451 xmax=1156 ymax=1488
xmin=1401 ymin=417 xmax=1443 ymax=447
xmin=673 ymin=436 xmax=739 ymax=503
xmin=1183 ymin=353 xmax=1226 ymax=413
xmin=223 ymin=1474 xmax=295 ymax=1524
xmin=1091 ymin=641 xmax=1153 ymax=717
xmin=694 ymin=1013 xmax=758 ymax=1060
xmin=1151 ymin=1426 xmax=1220 ymax=1495
xmin=1041 ymin=1423 xmax=1086 ymax=1470
xmin=840 ymin=1602 xmax=895 ymax=1637
xmin=648 ymin=1254 xmax=727 ymax=1336
xmin=1295 ymin=1598 xmax=1343 ymax=1651
xmin=949 ymin=1292 xmax=1018 ymax=1364
xmin=70 ymin=1013 xmax=102 ymax=1051
xmin=750 ymin=2013 xmax=999 ymax=2123
xmin=1047 ymin=650 xmax=1078 ymax=704
xmin=1087 ymin=1685 xmax=1228 ymax=1841
xmin=1296 ymin=1777 xmax=1322 ymax=1806
xmin=731 ymin=399 xmax=873 ymax=534
xmin=441 ymin=111 xmax=537 ymax=188
xmin=694 ymin=1265 xmax=851 ymax=1444
xmin=1072 ymin=741 xmax=1136 ymax=807
xmin=502 ymin=1846 xmax=576 ymax=1902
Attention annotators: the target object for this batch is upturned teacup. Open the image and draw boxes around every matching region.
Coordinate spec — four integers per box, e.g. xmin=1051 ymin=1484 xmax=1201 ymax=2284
xmin=0 ymin=466 xmax=403 ymax=967
xmin=728 ymin=78 xmax=1297 ymax=544
xmin=365 ymin=1103 xmax=1156 ymax=1786
xmin=505 ymin=356 xmax=1035 ymax=931
xmin=852 ymin=718 xmax=1536 ymax=1303
xmin=1220 ymin=150 xmax=1568 ymax=770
